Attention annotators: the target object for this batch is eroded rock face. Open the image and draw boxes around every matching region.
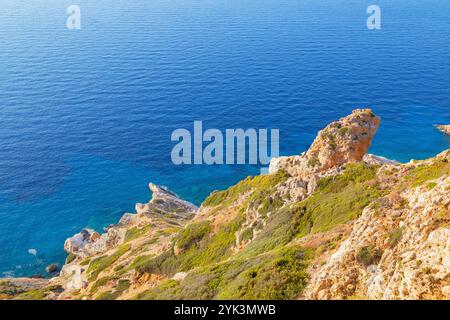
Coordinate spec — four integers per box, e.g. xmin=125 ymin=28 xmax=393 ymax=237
xmin=270 ymin=109 xmax=380 ymax=177
xmin=306 ymin=109 xmax=380 ymax=172
xmin=436 ymin=125 xmax=450 ymax=135
xmin=269 ymin=109 xmax=381 ymax=204
xmin=64 ymin=183 xmax=198 ymax=261
xmin=55 ymin=183 xmax=198 ymax=296
xmin=305 ymin=171 xmax=450 ymax=300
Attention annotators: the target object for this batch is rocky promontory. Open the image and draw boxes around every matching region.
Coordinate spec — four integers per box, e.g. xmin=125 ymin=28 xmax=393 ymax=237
xmin=436 ymin=124 xmax=450 ymax=135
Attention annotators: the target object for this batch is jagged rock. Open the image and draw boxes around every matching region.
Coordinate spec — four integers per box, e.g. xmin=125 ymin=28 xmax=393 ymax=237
xmin=89 ymin=232 xmax=101 ymax=242
xmin=363 ymin=154 xmax=399 ymax=166
xmin=147 ymin=183 xmax=198 ymax=215
xmin=46 ymin=264 xmax=59 ymax=273
xmin=118 ymin=212 xmax=149 ymax=226
xmin=82 ymin=228 xmax=123 ymax=256
xmin=135 ymin=184 xmax=197 ymax=216
xmin=63 ymin=183 xmax=197 ymax=261
xmin=435 ymin=124 xmax=450 ymax=135
xmin=60 ymin=265 xmax=87 ymax=291
xmin=64 ymin=228 xmax=123 ymax=258
xmin=270 ymin=109 xmax=380 ymax=177
xmin=305 ymin=109 xmax=380 ymax=172
xmin=64 ymin=229 xmax=96 ymax=255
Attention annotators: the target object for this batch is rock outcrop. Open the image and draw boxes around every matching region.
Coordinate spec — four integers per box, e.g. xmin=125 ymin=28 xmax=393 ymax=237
xmin=135 ymin=183 xmax=198 ymax=216
xmin=305 ymin=150 xmax=450 ymax=300
xmin=436 ymin=124 xmax=450 ymax=135
xmin=269 ymin=109 xmax=380 ymax=177
xmin=53 ymin=183 xmax=198 ymax=294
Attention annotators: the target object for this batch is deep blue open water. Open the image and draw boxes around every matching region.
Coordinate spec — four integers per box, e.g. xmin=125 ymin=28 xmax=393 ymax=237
xmin=0 ymin=0 xmax=449 ymax=277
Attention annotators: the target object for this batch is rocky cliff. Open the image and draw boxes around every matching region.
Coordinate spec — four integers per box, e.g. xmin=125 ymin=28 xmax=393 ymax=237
xmin=2 ymin=109 xmax=448 ymax=300
xmin=436 ymin=125 xmax=450 ymax=135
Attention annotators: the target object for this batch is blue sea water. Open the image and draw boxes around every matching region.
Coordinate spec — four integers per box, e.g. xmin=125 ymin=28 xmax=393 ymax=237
xmin=0 ymin=0 xmax=449 ymax=277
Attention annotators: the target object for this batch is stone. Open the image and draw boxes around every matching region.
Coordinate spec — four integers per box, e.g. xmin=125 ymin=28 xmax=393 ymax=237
xmin=46 ymin=263 xmax=59 ymax=273
xmin=435 ymin=124 xmax=450 ymax=135
xmin=305 ymin=109 xmax=380 ymax=172
xmin=363 ymin=154 xmax=399 ymax=166
xmin=269 ymin=109 xmax=380 ymax=178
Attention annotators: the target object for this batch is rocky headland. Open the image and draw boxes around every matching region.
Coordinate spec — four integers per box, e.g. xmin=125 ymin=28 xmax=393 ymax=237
xmin=1 ymin=109 xmax=449 ymax=300
xmin=436 ymin=125 xmax=450 ymax=135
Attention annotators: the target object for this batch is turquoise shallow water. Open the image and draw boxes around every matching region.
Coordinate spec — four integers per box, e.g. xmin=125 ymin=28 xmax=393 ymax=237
xmin=0 ymin=0 xmax=449 ymax=277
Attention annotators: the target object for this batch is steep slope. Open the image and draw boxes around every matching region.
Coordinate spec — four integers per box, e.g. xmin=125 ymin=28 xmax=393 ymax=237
xmin=305 ymin=150 xmax=450 ymax=299
xmin=2 ymin=109 xmax=448 ymax=300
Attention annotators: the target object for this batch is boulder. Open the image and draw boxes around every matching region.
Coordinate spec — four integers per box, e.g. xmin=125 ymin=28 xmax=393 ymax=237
xmin=435 ymin=124 xmax=450 ymax=135
xmin=270 ymin=109 xmax=380 ymax=177
xmin=46 ymin=263 xmax=59 ymax=273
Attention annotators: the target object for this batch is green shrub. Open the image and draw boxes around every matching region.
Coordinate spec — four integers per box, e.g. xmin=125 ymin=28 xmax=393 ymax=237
xmin=307 ymin=157 xmax=320 ymax=167
xmin=136 ymin=215 xmax=244 ymax=276
xmin=129 ymin=254 xmax=155 ymax=271
xmin=80 ymin=258 xmax=90 ymax=266
xmin=16 ymin=285 xmax=63 ymax=300
xmin=90 ymin=276 xmax=113 ymax=294
xmin=356 ymin=245 xmax=383 ymax=267
xmin=240 ymin=227 xmax=254 ymax=243
xmin=87 ymin=243 xmax=131 ymax=280
xmin=387 ymin=227 xmax=403 ymax=247
xmin=339 ymin=127 xmax=350 ymax=136
xmin=95 ymin=279 xmax=130 ymax=300
xmin=65 ymin=253 xmax=77 ymax=264
xmin=426 ymin=182 xmax=437 ymax=190
xmin=124 ymin=223 xmax=154 ymax=242
xmin=135 ymin=280 xmax=180 ymax=300
xmin=217 ymin=247 xmax=312 ymax=299
xmin=137 ymin=246 xmax=312 ymax=300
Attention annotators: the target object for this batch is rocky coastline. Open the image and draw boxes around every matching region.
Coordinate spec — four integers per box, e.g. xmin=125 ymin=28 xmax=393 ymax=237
xmin=1 ymin=109 xmax=449 ymax=300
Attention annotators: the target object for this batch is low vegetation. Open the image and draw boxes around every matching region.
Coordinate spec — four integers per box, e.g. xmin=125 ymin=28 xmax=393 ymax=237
xmin=87 ymin=243 xmax=131 ymax=281
xmin=136 ymin=246 xmax=312 ymax=300
xmin=292 ymin=163 xmax=384 ymax=235
xmin=356 ymin=245 xmax=383 ymax=267
xmin=387 ymin=227 xmax=403 ymax=247
xmin=406 ymin=159 xmax=449 ymax=187
xmin=203 ymin=170 xmax=289 ymax=208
